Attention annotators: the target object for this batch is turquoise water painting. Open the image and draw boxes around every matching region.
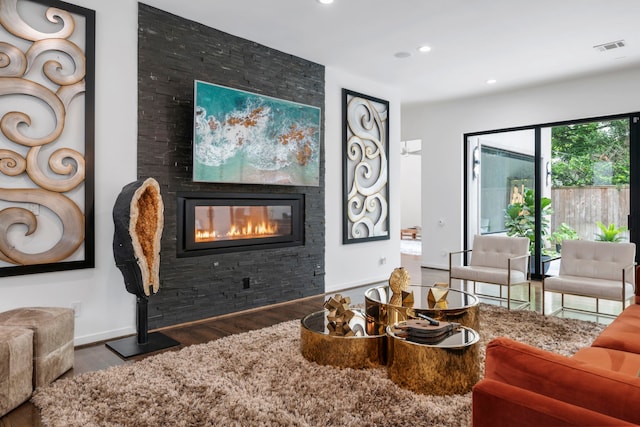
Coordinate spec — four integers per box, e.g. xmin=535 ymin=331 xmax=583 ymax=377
xmin=193 ymin=81 xmax=321 ymax=186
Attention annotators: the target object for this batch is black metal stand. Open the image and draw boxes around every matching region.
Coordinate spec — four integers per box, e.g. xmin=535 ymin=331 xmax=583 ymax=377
xmin=106 ymin=297 xmax=179 ymax=359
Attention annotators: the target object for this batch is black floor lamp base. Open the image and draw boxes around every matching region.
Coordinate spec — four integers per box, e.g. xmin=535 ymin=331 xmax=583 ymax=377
xmin=106 ymin=331 xmax=180 ymax=359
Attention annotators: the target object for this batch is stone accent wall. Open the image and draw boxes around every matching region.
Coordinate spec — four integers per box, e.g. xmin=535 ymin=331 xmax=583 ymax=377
xmin=137 ymin=4 xmax=325 ymax=329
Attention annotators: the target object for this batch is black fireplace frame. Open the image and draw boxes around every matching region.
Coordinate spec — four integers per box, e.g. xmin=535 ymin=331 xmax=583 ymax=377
xmin=176 ymin=192 xmax=305 ymax=257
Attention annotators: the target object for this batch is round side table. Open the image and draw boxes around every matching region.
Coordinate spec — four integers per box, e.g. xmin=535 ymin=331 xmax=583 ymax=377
xmin=386 ymin=322 xmax=480 ymax=395
xmin=300 ymin=309 xmax=387 ymax=368
xmin=365 ymin=284 xmax=480 ymax=335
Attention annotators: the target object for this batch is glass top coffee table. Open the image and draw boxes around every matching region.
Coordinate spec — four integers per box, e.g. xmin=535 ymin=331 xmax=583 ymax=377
xmin=386 ymin=321 xmax=481 ymax=395
xmin=372 ymin=285 xmax=481 ymax=395
xmin=300 ymin=309 xmax=386 ymax=368
xmin=364 ymin=284 xmax=480 ymax=335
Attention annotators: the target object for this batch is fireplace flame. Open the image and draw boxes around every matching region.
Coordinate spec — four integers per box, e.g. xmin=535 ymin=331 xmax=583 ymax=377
xmin=228 ymin=221 xmax=278 ymax=237
xmin=195 ymin=220 xmax=279 ymax=242
xmin=195 ymin=230 xmax=216 ymax=241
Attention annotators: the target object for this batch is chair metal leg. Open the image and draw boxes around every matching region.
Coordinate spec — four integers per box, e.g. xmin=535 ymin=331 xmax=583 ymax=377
xmin=541 ymin=277 xmax=545 ymax=316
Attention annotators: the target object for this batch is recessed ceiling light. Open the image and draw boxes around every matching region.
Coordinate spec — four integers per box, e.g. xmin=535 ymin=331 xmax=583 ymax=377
xmin=417 ymin=45 xmax=432 ymax=53
xmin=317 ymin=0 xmax=334 ymax=4
xmin=394 ymin=51 xmax=411 ymax=59
xmin=486 ymin=79 xmax=497 ymax=85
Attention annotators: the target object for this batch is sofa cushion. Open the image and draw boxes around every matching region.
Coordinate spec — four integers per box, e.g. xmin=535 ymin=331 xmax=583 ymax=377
xmin=543 ymin=274 xmax=634 ymax=300
xmin=591 ymin=304 xmax=640 ymax=354
xmin=449 ymin=265 xmax=527 ymax=286
xmin=573 ymin=346 xmax=640 ymax=377
xmin=469 ymin=235 xmax=529 ymax=274
xmin=484 ymin=337 xmax=640 ymax=424
xmin=558 ymin=240 xmax=635 ymax=282
xmin=472 ymin=378 xmax=637 ymax=427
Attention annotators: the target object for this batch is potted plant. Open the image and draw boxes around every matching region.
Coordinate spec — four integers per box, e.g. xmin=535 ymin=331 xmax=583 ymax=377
xmin=504 ymin=188 xmax=553 ymax=272
xmin=550 ymin=223 xmax=579 ymax=252
xmin=594 ymin=221 xmax=628 ymax=242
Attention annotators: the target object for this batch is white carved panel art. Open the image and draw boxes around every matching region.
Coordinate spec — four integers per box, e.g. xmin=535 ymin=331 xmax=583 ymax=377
xmin=343 ymin=89 xmax=389 ymax=243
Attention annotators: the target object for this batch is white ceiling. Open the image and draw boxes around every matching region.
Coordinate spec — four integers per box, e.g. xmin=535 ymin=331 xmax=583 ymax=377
xmin=141 ymin=0 xmax=640 ymax=104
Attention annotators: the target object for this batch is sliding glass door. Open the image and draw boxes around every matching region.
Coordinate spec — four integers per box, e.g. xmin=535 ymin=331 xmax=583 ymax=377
xmin=547 ymin=119 xmax=630 ymax=246
xmin=465 ymin=113 xmax=639 ymax=278
xmin=466 ymin=129 xmax=542 ymax=273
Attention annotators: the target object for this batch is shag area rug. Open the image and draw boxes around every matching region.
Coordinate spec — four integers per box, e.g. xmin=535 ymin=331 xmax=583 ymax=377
xmin=32 ymin=304 xmax=605 ymax=427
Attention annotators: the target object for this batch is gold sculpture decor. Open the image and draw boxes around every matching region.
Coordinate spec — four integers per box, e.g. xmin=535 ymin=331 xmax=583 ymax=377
xmin=389 ymin=267 xmax=410 ymax=293
xmin=324 ymin=294 xmax=357 ymax=336
xmin=389 ymin=267 xmax=413 ymax=307
xmin=428 ymin=282 xmax=450 ymax=309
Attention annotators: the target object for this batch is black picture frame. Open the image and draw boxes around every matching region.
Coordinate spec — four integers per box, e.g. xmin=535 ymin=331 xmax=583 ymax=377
xmin=342 ymin=89 xmax=390 ymax=244
xmin=0 ymin=0 xmax=95 ymax=277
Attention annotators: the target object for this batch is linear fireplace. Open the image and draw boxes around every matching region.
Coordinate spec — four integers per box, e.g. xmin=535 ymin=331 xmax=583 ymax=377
xmin=176 ymin=192 xmax=305 ymax=257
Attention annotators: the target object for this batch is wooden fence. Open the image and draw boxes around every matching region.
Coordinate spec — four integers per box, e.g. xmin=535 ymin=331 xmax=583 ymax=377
xmin=550 ymin=186 xmax=629 ymax=241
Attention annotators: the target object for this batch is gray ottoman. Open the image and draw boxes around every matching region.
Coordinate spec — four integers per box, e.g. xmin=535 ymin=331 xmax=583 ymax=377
xmin=0 ymin=326 xmax=33 ymax=416
xmin=0 ymin=307 xmax=74 ymax=388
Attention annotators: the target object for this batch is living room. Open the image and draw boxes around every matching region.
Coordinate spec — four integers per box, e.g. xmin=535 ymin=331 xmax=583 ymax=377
xmin=1 ymin=0 xmax=638 ymax=347
xmin=1 ymin=0 xmax=640 ymax=425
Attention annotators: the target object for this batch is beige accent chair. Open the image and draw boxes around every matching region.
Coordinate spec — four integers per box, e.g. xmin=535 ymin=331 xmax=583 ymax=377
xmin=542 ymin=239 xmax=636 ymax=315
xmin=449 ymin=235 xmax=530 ymax=310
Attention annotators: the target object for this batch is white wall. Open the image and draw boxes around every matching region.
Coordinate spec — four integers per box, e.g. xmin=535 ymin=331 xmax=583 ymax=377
xmin=0 ymin=0 xmax=140 ymax=346
xmin=0 ymin=2 xmax=403 ymax=345
xmin=402 ymin=66 xmax=640 ymax=270
xmin=324 ymin=67 xmax=402 ymax=292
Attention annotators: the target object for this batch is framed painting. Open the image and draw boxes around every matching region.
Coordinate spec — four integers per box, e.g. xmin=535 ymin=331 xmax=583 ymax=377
xmin=193 ymin=80 xmax=321 ymax=186
xmin=342 ymin=89 xmax=390 ymax=244
xmin=0 ymin=0 xmax=95 ymax=277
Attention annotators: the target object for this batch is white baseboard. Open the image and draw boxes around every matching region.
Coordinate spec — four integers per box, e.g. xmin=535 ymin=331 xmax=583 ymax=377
xmin=325 ymin=275 xmax=388 ymax=293
xmin=74 ymin=326 xmax=136 ymax=347
xmin=421 ymin=263 xmax=449 ymax=271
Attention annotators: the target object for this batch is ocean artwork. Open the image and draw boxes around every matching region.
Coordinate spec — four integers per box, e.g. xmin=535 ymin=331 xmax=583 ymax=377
xmin=193 ymin=81 xmax=321 ymax=186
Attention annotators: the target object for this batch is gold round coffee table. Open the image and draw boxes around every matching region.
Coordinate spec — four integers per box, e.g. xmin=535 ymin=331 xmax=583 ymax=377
xmin=386 ymin=322 xmax=480 ymax=395
xmin=365 ymin=284 xmax=480 ymax=335
xmin=300 ymin=309 xmax=386 ymax=368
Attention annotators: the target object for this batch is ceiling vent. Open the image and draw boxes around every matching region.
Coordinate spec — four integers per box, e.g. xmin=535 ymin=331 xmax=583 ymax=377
xmin=594 ymin=40 xmax=626 ymax=52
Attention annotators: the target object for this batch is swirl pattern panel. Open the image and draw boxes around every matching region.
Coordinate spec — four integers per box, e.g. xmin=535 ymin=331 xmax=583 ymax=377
xmin=0 ymin=0 xmax=94 ymax=274
xmin=343 ymin=90 xmax=389 ymax=243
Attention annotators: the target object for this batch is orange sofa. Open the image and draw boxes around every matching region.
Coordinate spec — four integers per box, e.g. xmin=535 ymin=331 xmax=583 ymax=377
xmin=472 ymin=281 xmax=640 ymax=426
